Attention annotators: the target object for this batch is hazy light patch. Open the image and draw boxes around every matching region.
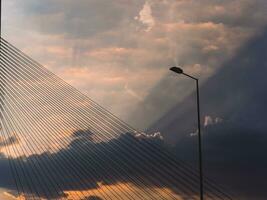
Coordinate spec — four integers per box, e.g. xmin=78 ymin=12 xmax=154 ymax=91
xmin=124 ymin=84 xmax=144 ymax=101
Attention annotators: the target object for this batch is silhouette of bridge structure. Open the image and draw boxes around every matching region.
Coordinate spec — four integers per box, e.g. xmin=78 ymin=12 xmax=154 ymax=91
xmin=0 ymin=38 xmax=234 ymax=199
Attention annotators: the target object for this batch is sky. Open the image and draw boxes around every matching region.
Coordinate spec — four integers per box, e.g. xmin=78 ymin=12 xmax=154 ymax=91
xmin=1 ymin=0 xmax=267 ymax=199
xmin=2 ymin=0 xmax=267 ymax=130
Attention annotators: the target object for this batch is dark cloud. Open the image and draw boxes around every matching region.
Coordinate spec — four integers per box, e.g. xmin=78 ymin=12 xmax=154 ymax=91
xmin=175 ymin=123 xmax=267 ymax=200
xmin=0 ymin=154 xmax=17 ymax=191
xmin=0 ymin=130 xmax=206 ymax=199
xmin=148 ymin=26 xmax=267 ymax=199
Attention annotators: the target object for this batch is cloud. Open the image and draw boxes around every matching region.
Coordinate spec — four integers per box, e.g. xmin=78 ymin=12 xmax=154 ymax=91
xmin=0 ymin=155 xmax=17 ymax=192
xmin=204 ymin=116 xmax=213 ymax=127
xmin=134 ymin=131 xmax=163 ymax=140
xmin=175 ymin=121 xmax=267 ymax=200
xmin=135 ymin=1 xmax=155 ymax=32
xmin=0 ymin=136 xmax=19 ymax=150
xmin=0 ymin=129 xmax=222 ymax=199
xmin=12 ymin=0 xmax=143 ymax=39
xmin=3 ymin=0 xmax=267 ymax=125
xmin=2 ymin=191 xmax=20 ymax=200
xmin=204 ymin=115 xmax=223 ymax=127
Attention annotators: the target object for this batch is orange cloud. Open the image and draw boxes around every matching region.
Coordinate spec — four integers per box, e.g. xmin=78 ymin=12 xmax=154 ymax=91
xmin=65 ymin=182 xmax=185 ymax=200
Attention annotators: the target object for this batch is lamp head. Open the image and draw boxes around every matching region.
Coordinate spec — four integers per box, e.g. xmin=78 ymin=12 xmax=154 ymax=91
xmin=169 ymin=66 xmax=183 ymax=74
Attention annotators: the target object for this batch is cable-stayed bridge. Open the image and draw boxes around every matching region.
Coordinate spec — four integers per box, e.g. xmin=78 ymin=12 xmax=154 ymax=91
xmin=0 ymin=38 xmax=234 ymax=200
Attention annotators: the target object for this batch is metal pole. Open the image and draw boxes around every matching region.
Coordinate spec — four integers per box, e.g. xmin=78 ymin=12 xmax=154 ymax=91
xmin=170 ymin=67 xmax=204 ymax=200
xmin=196 ymin=79 xmax=204 ymax=200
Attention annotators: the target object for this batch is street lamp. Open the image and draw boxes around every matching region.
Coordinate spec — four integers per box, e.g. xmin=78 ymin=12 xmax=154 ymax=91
xmin=169 ymin=66 xmax=204 ymax=200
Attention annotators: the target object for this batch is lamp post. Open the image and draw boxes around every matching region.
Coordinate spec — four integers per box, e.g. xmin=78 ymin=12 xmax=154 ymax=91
xmin=169 ymin=66 xmax=204 ymax=200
